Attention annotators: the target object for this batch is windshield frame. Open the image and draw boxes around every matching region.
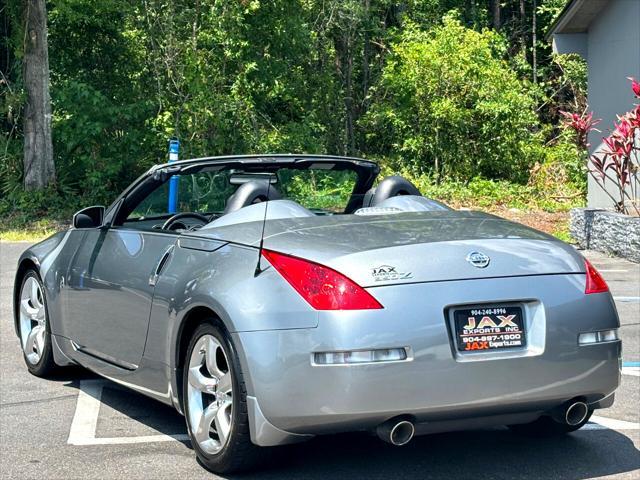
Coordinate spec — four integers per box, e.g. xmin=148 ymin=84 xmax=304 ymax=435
xmin=110 ymin=155 xmax=380 ymax=226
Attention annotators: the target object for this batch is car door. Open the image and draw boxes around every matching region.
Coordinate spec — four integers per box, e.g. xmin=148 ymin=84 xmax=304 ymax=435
xmin=65 ymin=226 xmax=176 ymax=369
xmin=64 ymin=167 xmax=232 ymax=369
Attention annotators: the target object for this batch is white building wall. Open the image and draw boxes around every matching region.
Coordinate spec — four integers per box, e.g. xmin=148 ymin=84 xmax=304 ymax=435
xmin=552 ymin=33 xmax=588 ymax=58
xmin=585 ymin=0 xmax=640 ymax=208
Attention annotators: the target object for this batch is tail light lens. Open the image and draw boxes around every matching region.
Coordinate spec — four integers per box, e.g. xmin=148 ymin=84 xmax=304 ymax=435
xmin=585 ymin=259 xmax=609 ymax=294
xmin=262 ymin=249 xmax=383 ymax=310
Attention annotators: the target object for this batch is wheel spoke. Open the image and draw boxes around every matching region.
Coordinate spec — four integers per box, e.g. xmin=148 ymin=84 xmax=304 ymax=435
xmin=34 ymin=326 xmax=46 ymax=356
xmin=194 ymin=402 xmax=218 ymax=446
xmin=30 ymin=279 xmax=41 ymax=308
xmin=20 ymin=299 xmax=38 ymax=318
xmin=204 ymin=337 xmax=224 ymax=378
xmin=188 ymin=367 xmax=216 ymax=392
xmin=214 ymin=400 xmax=232 ymax=445
xmin=35 ymin=304 xmax=46 ymax=324
xmin=217 ymin=372 xmax=232 ymax=395
xmin=25 ymin=325 xmax=43 ymax=355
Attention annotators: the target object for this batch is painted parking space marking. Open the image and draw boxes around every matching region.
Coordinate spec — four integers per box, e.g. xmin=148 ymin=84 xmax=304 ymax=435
xmin=613 ymin=297 xmax=640 ymax=302
xmin=585 ymin=416 xmax=640 ymax=431
xmin=622 ymin=362 xmax=640 ymax=377
xmin=622 ymin=361 xmax=640 ymax=376
xmin=68 ymin=379 xmax=189 ymax=446
xmin=599 ymin=270 xmax=629 ymax=273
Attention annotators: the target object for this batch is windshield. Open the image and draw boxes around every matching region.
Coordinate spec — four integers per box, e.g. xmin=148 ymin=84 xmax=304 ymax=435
xmin=122 ymin=161 xmax=370 ymax=231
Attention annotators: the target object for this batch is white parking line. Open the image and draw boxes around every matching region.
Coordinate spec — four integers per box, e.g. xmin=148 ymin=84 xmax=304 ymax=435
xmin=586 ymin=416 xmax=640 ymax=431
xmin=68 ymin=379 xmax=189 ymax=446
xmin=599 ymin=270 xmax=628 ymax=273
xmin=622 ymin=367 xmax=640 ymax=377
xmin=613 ymin=297 xmax=640 ymax=303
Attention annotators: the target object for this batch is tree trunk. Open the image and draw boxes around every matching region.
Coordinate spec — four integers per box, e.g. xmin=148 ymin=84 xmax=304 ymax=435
xmin=532 ymin=0 xmax=538 ymax=84
xmin=467 ymin=0 xmax=477 ymax=27
xmin=23 ymin=0 xmax=55 ymax=190
xmin=519 ymin=0 xmax=526 ymax=44
xmin=362 ymin=0 xmax=370 ymax=111
xmin=491 ymin=0 xmax=501 ymax=30
xmin=334 ymin=30 xmax=355 ymax=156
xmin=344 ymin=33 xmax=355 ymax=156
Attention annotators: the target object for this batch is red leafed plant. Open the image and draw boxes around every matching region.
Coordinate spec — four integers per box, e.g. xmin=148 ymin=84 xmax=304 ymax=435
xmin=561 ymin=78 xmax=640 ymax=215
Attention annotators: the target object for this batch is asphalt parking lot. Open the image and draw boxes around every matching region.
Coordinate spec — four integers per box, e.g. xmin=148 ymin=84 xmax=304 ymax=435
xmin=1 ymin=241 xmax=639 ymax=479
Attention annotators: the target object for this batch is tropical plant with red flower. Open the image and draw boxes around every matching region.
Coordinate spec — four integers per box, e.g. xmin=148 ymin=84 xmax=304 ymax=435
xmin=561 ymin=78 xmax=639 ymax=215
xmin=559 ymin=110 xmax=600 ymax=150
xmin=629 ymin=77 xmax=640 ymax=98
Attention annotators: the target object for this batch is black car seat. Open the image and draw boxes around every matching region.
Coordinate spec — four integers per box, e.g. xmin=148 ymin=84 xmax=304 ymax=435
xmin=363 ymin=175 xmax=422 ymax=208
xmin=224 ymin=180 xmax=282 ymax=214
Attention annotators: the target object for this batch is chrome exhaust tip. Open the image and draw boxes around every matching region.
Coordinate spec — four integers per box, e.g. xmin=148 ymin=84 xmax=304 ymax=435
xmin=377 ymin=419 xmax=415 ymax=446
xmin=565 ymin=401 xmax=589 ymax=426
xmin=552 ymin=400 xmax=589 ymax=426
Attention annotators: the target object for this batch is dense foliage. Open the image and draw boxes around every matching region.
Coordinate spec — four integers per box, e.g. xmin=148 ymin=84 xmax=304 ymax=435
xmin=1 ymin=0 xmax=587 ymax=229
xmin=364 ymin=15 xmax=541 ymax=181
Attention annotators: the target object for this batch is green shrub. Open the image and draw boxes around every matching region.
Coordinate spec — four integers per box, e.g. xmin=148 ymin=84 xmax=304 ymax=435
xmin=363 ymin=14 xmax=543 ymax=183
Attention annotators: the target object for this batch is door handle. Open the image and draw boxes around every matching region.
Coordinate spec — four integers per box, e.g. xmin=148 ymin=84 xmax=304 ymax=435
xmin=149 ymin=245 xmax=175 ymax=287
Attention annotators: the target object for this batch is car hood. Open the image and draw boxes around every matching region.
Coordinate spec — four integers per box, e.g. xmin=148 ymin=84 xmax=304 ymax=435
xmin=193 ymin=211 xmax=585 ymax=286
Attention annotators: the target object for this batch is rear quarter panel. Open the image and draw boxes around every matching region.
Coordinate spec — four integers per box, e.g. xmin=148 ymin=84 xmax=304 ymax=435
xmin=144 ymin=239 xmax=319 ymax=377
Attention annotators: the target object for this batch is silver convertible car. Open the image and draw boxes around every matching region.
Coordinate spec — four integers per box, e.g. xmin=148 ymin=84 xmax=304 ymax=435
xmin=14 ymin=155 xmax=621 ymax=473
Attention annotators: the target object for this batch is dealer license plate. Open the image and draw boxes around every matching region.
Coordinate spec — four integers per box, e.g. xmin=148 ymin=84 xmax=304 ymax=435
xmin=454 ymin=306 xmax=526 ymax=352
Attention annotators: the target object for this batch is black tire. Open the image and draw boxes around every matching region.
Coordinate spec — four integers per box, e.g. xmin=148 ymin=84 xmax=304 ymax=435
xmin=508 ymin=409 xmax=593 ymax=437
xmin=182 ymin=322 xmax=262 ymax=473
xmin=17 ymin=270 xmax=56 ymax=377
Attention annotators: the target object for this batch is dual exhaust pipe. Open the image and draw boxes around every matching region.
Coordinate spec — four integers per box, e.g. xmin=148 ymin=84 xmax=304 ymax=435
xmin=376 ymin=399 xmax=589 ymax=446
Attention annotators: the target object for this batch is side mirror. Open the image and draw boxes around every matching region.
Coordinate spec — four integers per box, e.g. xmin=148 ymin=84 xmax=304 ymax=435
xmin=73 ymin=206 xmax=105 ymax=229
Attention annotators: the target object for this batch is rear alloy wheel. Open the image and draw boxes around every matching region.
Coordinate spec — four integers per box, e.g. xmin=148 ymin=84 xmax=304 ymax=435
xmin=18 ymin=270 xmax=56 ymax=376
xmin=183 ymin=323 xmax=260 ymax=473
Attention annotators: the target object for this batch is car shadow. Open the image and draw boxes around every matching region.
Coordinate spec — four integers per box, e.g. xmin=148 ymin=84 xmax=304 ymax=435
xmin=243 ymin=428 xmax=640 ymax=480
xmin=63 ymin=375 xmax=640 ymax=479
xmin=46 ymin=365 xmax=98 ymax=382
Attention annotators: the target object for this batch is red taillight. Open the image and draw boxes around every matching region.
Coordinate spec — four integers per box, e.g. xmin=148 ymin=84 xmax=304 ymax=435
xmin=262 ymin=249 xmax=383 ymax=310
xmin=585 ymin=259 xmax=609 ymax=294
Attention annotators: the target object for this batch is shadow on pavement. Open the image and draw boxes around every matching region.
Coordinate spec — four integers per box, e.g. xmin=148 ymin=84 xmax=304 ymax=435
xmin=243 ymin=428 xmax=640 ymax=480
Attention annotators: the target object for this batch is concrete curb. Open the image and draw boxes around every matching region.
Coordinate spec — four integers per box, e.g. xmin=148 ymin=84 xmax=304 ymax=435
xmin=570 ymin=208 xmax=640 ymax=263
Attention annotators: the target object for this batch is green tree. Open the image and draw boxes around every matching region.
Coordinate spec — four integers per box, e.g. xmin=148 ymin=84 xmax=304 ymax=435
xmin=364 ymin=14 xmax=542 ymax=182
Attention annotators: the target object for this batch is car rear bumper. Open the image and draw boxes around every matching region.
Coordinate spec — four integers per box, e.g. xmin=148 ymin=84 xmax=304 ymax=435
xmin=234 ymin=274 xmax=621 ymax=444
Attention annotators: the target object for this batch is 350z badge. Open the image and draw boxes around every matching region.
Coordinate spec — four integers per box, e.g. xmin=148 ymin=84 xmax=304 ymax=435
xmin=371 ymin=265 xmax=413 ymax=282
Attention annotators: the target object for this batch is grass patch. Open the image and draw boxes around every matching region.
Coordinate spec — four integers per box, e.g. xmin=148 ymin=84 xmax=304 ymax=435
xmin=395 ymin=172 xmax=585 ymax=213
xmin=551 ymin=225 xmax=572 ymax=243
xmin=0 ymin=218 xmax=66 ymax=242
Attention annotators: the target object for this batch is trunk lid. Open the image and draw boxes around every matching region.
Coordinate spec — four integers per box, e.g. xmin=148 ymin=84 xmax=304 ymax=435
xmin=196 ymin=211 xmax=584 ymax=286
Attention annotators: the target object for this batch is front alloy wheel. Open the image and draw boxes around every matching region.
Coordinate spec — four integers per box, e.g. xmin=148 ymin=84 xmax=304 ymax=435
xmin=183 ymin=323 xmax=260 ymax=473
xmin=18 ymin=271 xmax=56 ymax=376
